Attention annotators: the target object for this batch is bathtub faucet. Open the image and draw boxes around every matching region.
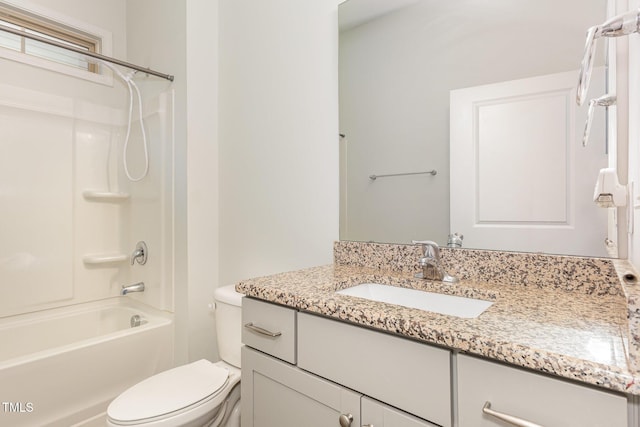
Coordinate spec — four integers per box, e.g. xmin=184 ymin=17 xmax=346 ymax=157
xmin=121 ymin=282 xmax=145 ymax=295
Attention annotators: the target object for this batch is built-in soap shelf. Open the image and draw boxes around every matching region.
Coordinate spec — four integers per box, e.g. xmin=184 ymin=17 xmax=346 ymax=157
xmin=82 ymin=253 xmax=128 ymax=265
xmin=82 ymin=190 xmax=130 ymax=202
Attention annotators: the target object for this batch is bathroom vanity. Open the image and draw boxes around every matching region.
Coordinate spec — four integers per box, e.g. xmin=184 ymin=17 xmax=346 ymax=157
xmin=238 ymin=242 xmax=640 ymax=427
xmin=242 ymin=298 xmax=627 ymax=427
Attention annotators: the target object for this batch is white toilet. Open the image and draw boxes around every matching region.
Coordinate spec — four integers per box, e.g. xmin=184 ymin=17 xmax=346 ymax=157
xmin=106 ymin=285 xmax=243 ymax=427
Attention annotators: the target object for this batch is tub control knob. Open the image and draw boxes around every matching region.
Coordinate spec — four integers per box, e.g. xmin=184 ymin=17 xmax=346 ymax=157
xmin=131 ymin=241 xmax=148 ymax=266
xmin=339 ymin=413 xmax=353 ymax=427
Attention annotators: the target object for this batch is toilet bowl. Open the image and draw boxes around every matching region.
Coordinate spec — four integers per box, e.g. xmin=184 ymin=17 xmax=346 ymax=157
xmin=106 ymin=360 xmax=240 ymax=427
xmin=107 ymin=285 xmax=243 ymax=427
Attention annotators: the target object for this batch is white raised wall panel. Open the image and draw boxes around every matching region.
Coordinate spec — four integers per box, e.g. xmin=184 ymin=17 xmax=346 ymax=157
xmin=476 ymin=92 xmax=569 ymax=224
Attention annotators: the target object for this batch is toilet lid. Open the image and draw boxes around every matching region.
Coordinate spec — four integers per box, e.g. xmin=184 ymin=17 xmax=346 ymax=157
xmin=108 ymin=359 xmax=229 ymax=422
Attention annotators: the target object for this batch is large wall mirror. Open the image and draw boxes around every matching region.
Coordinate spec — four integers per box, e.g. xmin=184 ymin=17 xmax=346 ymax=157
xmin=338 ymin=0 xmax=615 ymax=257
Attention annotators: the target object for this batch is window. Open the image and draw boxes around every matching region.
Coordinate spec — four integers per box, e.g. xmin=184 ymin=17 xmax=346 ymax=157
xmin=0 ymin=3 xmax=102 ymax=74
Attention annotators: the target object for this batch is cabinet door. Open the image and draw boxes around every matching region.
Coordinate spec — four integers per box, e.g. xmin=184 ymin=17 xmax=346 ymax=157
xmin=242 ymin=346 xmax=361 ymax=427
xmin=362 ymin=397 xmax=438 ymax=427
xmin=457 ymin=354 xmax=627 ymax=427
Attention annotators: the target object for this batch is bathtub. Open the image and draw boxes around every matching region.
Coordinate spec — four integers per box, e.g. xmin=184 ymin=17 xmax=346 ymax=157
xmin=0 ymin=298 xmax=173 ymax=427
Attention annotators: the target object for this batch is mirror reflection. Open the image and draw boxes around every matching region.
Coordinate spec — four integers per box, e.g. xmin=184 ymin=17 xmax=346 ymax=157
xmin=338 ymin=0 xmax=613 ymax=257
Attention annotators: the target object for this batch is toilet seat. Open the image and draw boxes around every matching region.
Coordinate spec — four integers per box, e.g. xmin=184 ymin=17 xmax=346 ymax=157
xmin=107 ymin=360 xmax=234 ymax=426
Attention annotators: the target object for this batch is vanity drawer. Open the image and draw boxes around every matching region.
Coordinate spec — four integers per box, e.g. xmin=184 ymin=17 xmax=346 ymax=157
xmin=457 ymin=354 xmax=627 ymax=427
xmin=242 ymin=297 xmax=297 ymax=364
xmin=297 ymin=312 xmax=452 ymax=427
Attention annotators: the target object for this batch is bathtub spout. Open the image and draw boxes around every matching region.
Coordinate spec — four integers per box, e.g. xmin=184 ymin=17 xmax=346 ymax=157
xmin=121 ymin=282 xmax=145 ymax=295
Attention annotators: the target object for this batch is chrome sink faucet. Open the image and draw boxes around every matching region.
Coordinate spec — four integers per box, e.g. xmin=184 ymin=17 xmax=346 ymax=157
xmin=121 ymin=282 xmax=145 ymax=295
xmin=412 ymin=240 xmax=458 ymax=283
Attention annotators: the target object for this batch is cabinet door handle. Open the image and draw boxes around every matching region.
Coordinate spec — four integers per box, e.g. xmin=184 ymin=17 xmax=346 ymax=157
xmin=338 ymin=413 xmax=353 ymax=427
xmin=362 ymin=424 xmax=374 ymax=427
xmin=244 ymin=322 xmax=282 ymax=337
xmin=482 ymin=402 xmax=544 ymax=427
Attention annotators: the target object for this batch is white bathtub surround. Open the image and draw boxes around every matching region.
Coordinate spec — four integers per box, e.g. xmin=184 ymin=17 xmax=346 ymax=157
xmin=0 ymin=298 xmax=173 ymax=427
xmin=0 ymin=82 xmax=175 ymax=318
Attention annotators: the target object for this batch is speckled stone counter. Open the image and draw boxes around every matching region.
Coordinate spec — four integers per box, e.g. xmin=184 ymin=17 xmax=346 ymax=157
xmin=236 ymin=241 xmax=640 ymax=396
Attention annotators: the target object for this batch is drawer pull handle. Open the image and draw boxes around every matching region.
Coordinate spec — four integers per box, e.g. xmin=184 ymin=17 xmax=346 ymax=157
xmin=482 ymin=402 xmax=543 ymax=427
xmin=244 ymin=322 xmax=282 ymax=337
xmin=338 ymin=413 xmax=353 ymax=427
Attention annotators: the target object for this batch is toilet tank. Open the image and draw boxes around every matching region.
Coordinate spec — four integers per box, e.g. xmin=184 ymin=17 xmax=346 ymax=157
xmin=213 ymin=285 xmax=243 ymax=368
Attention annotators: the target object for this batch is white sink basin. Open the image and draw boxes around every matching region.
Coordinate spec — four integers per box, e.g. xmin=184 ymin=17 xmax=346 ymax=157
xmin=336 ymin=283 xmax=493 ymax=319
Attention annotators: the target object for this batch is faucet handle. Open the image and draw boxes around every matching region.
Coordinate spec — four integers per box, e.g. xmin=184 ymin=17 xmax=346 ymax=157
xmin=412 ymin=240 xmax=440 ymax=258
xmin=412 ymin=239 xmax=439 ymax=246
xmin=131 ymin=241 xmax=148 ymax=266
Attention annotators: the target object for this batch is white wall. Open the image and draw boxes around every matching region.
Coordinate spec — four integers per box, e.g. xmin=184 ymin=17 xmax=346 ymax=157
xmin=185 ymin=0 xmax=220 ymax=363
xmin=339 ymin=0 xmax=607 ymax=245
xmin=218 ymin=0 xmax=339 ymax=286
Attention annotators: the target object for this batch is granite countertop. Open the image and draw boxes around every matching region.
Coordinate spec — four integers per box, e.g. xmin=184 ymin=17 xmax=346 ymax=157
xmin=237 ymin=262 xmax=639 ymax=396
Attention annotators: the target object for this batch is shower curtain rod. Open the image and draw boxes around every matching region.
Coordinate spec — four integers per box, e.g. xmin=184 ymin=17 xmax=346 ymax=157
xmin=1 ymin=26 xmax=174 ymax=82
